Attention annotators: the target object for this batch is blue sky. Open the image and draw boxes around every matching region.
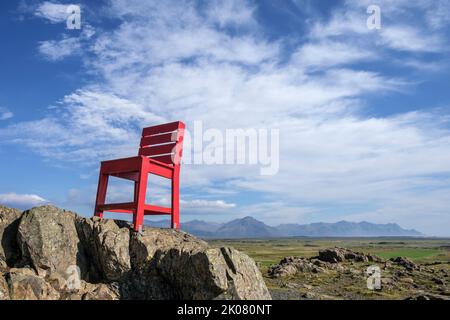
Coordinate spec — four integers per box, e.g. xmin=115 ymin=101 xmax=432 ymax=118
xmin=1 ymin=0 xmax=450 ymax=235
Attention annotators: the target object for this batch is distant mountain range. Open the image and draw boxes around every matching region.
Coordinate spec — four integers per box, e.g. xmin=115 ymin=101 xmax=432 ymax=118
xmin=146 ymin=216 xmax=423 ymax=238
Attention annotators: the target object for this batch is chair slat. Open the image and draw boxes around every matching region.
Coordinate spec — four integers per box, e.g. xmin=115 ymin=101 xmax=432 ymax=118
xmin=142 ymin=121 xmax=182 ymax=136
xmin=139 ymin=143 xmax=176 ymax=157
xmin=149 ymin=154 xmax=174 ymax=164
xmin=140 ymin=132 xmax=176 ymax=147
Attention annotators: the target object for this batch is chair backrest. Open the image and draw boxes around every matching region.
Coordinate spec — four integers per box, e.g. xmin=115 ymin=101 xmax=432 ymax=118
xmin=139 ymin=121 xmax=185 ymax=165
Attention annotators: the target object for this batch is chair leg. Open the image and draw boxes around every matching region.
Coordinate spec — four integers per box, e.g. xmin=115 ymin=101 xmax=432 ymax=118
xmin=133 ymin=168 xmax=148 ymax=232
xmin=171 ymin=166 xmax=180 ymax=229
xmin=94 ymin=171 xmax=109 ymax=218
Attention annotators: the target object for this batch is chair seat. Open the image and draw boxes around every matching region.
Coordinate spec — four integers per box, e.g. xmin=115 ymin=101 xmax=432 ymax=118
xmin=101 ymin=156 xmax=174 ymax=180
xmin=97 ymin=202 xmax=172 ymax=215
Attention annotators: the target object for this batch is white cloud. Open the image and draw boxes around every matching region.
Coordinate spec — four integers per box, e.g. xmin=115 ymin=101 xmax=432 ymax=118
xmin=310 ymin=1 xmax=449 ymax=54
xmin=34 ymin=1 xmax=72 ymax=23
xmin=38 ymin=36 xmax=81 ymax=61
xmin=38 ymin=26 xmax=95 ymax=61
xmin=205 ymin=0 xmax=256 ymax=28
xmin=291 ymin=41 xmax=376 ymax=69
xmin=380 ymin=25 xmax=445 ymax=53
xmin=182 ymin=199 xmax=236 ymax=209
xmin=0 ymin=193 xmax=48 ymax=209
xmin=0 ymin=107 xmax=13 ymax=120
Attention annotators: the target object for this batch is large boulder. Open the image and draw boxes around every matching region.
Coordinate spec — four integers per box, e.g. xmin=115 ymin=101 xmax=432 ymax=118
xmin=318 ymin=248 xmax=346 ymax=263
xmin=17 ymin=206 xmax=89 ymax=277
xmin=77 ymin=217 xmax=131 ymax=282
xmin=207 ymin=247 xmax=271 ymax=300
xmin=129 ymin=228 xmax=271 ymax=300
xmin=0 ymin=206 xmax=22 ymax=268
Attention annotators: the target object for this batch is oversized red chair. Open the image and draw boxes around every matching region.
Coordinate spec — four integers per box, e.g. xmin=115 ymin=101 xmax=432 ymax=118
xmin=94 ymin=121 xmax=185 ymax=232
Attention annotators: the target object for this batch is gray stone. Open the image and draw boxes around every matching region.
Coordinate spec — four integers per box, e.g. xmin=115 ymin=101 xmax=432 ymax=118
xmin=77 ymin=217 xmax=131 ymax=282
xmin=17 ymin=205 xmax=88 ymax=277
xmin=0 ymin=206 xmax=22 ymax=267
xmin=129 ymin=228 xmax=271 ymax=300
xmin=7 ymin=267 xmax=60 ymax=300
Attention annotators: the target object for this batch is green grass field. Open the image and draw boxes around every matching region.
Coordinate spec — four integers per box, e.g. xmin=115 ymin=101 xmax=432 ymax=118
xmin=209 ymin=238 xmax=450 ymax=267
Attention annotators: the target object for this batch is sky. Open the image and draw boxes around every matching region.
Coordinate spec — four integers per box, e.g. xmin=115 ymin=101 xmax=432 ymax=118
xmin=0 ymin=0 xmax=450 ymax=236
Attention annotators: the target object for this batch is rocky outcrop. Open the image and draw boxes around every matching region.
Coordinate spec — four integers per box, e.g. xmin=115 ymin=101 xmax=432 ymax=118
xmin=390 ymin=257 xmax=417 ymax=271
xmin=318 ymin=247 xmax=382 ymax=264
xmin=126 ymin=227 xmax=271 ymax=299
xmin=0 ymin=205 xmax=271 ymax=300
xmin=0 ymin=206 xmax=22 ymax=269
xmin=268 ymin=248 xmax=384 ymax=278
xmin=77 ymin=217 xmax=131 ymax=282
xmin=17 ymin=206 xmax=89 ymax=277
xmin=268 ymin=257 xmax=323 ymax=277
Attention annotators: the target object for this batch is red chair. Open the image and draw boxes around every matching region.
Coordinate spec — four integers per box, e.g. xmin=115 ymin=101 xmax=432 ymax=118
xmin=94 ymin=121 xmax=185 ymax=232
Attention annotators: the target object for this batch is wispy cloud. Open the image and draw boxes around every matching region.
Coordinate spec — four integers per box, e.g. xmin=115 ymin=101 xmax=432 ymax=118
xmin=0 ymin=193 xmax=48 ymax=209
xmin=182 ymin=199 xmax=236 ymax=209
xmin=38 ymin=36 xmax=81 ymax=61
xmin=38 ymin=25 xmax=94 ymax=61
xmin=380 ymin=25 xmax=445 ymax=52
xmin=310 ymin=0 xmax=449 ymax=54
xmin=291 ymin=41 xmax=377 ymax=69
xmin=34 ymin=1 xmax=72 ymax=23
xmin=0 ymin=107 xmax=13 ymax=120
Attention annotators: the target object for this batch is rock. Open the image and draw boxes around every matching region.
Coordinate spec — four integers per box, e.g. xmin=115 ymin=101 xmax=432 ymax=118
xmin=269 ymin=262 xmax=299 ymax=278
xmin=432 ymin=277 xmax=445 ymax=285
xmin=129 ymin=228 xmax=271 ymax=300
xmin=7 ymin=267 xmax=60 ymax=300
xmin=342 ymin=250 xmax=368 ymax=263
xmin=130 ymin=226 xmax=208 ymax=270
xmin=80 ymin=282 xmax=119 ymax=300
xmin=210 ymin=247 xmax=271 ymax=300
xmin=0 ymin=206 xmax=22 ymax=267
xmin=0 ymin=273 xmax=9 ymax=300
xmin=390 ymin=257 xmax=417 ymax=271
xmin=0 ymin=205 xmax=271 ymax=300
xmin=318 ymin=247 xmax=379 ymax=264
xmin=268 ymin=256 xmax=319 ymax=278
xmin=46 ymin=271 xmax=67 ymax=292
xmin=77 ymin=217 xmax=131 ymax=282
xmin=17 ymin=206 xmax=88 ymax=277
xmin=318 ymin=248 xmax=345 ymax=263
